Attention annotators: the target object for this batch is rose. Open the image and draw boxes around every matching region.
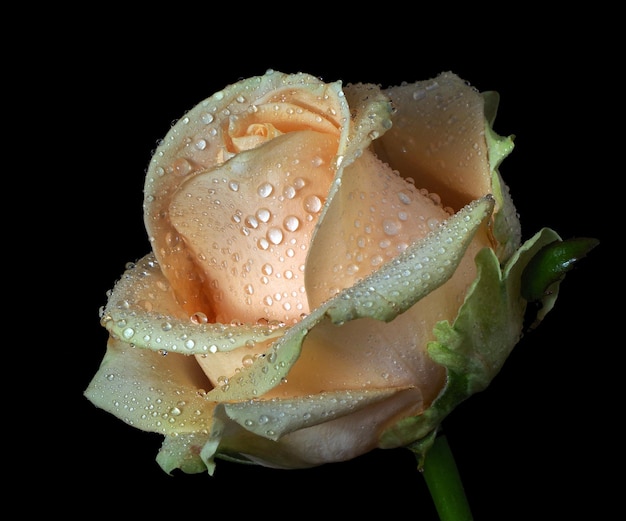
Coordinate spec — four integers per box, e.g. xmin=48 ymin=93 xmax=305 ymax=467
xmin=85 ymin=70 xmax=567 ymax=474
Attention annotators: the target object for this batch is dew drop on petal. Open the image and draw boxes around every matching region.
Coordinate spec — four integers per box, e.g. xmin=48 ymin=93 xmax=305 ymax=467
xmin=303 ymin=195 xmax=322 ymax=213
xmin=267 ymin=227 xmax=283 ymax=245
xmin=283 ymin=186 xmax=296 ymax=199
xmin=190 ymin=312 xmax=208 ymax=324
xmin=383 ymin=219 xmax=401 ymax=236
xmin=257 ymin=208 xmax=271 ymax=223
xmin=258 ymin=182 xmax=274 ymax=198
xmin=283 ymin=215 xmax=300 ymax=232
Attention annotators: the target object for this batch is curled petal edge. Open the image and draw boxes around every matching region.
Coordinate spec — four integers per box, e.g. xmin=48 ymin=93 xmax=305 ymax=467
xmin=204 ymin=195 xmax=495 ymax=403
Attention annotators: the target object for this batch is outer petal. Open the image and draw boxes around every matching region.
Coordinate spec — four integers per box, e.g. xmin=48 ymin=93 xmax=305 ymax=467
xmin=380 ymin=227 xmax=562 ymax=451
xmin=99 ymin=254 xmax=286 ymax=356
xmin=305 ymin=148 xmax=488 ymax=308
xmin=84 ymin=337 xmax=215 ymax=435
xmin=374 ymin=72 xmax=493 ymax=212
xmin=214 ymin=387 xmax=423 ymax=469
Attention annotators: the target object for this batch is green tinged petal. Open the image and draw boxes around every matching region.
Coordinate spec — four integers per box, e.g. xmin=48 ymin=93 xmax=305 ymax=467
xmin=156 ymin=433 xmax=212 ymax=475
xmin=84 ymin=337 xmax=215 ymax=435
xmin=100 ymin=254 xmax=287 ymax=355
xmin=380 ymin=227 xmax=563 ymax=451
xmin=483 ymin=93 xmax=520 ymax=263
xmin=223 ymin=388 xmax=407 ymax=441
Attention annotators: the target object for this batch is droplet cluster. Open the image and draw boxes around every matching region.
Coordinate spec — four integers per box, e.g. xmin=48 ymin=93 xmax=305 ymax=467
xmin=143 ymin=70 xmax=349 ymax=327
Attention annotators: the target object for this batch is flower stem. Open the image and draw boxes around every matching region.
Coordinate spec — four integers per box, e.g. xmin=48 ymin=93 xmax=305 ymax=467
xmin=422 ymin=434 xmax=473 ymax=521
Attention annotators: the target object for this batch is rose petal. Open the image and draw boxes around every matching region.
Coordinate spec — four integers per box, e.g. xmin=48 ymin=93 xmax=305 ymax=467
xmin=169 ymin=130 xmax=338 ymax=325
xmin=306 ymin=148 xmax=457 ymax=308
xmin=380 ymin=227 xmax=563 ymax=449
xmin=204 ymin=387 xmax=423 ymax=469
xmin=143 ymin=71 xmax=350 ymax=319
xmin=84 ymin=337 xmax=215 ymax=435
xmin=374 ymin=72 xmax=493 ymax=212
xmin=203 ymin=196 xmax=494 ymax=402
xmin=100 ymin=253 xmax=286 ymax=356
xmin=223 ymin=387 xmax=419 ymax=440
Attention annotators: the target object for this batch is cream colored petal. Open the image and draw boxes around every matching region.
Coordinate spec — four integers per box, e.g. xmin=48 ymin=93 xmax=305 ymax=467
xmin=224 ymin=387 xmax=418 ymax=441
xmin=217 ymin=387 xmax=423 ymax=468
xmin=306 ymin=148 xmax=455 ymax=308
xmin=169 ymin=130 xmax=338 ymax=325
xmin=100 ymin=253 xmax=286 ymax=356
xmin=374 ymin=72 xmax=492 ymax=212
xmin=144 ymin=70 xmax=350 ymax=318
xmin=84 ymin=337 xmax=214 ymax=435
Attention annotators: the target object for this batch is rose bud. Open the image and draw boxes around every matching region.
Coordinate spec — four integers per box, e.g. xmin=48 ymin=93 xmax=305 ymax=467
xmin=85 ymin=70 xmax=593 ymax=474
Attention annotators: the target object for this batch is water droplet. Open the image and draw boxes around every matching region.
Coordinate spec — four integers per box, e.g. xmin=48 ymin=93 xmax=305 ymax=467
xmin=383 ymin=219 xmax=401 ymax=236
xmin=258 ymin=182 xmax=274 ymax=198
xmin=245 ymin=215 xmax=259 ymax=228
xmin=283 ymin=185 xmax=296 ymax=199
xmin=267 ymin=227 xmax=283 ymax=245
xmin=283 ymin=215 xmax=300 ymax=232
xmin=397 ymin=190 xmax=412 ymax=204
xmin=257 ymin=208 xmax=271 ymax=223
xmin=169 ymin=157 xmax=192 ymax=176
xmin=242 ymin=354 xmax=255 ymax=367
xmin=303 ymin=195 xmax=322 ymax=213
xmin=427 ymin=217 xmax=441 ymax=230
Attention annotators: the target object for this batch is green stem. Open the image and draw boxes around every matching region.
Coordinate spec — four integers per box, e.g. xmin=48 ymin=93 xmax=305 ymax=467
xmin=422 ymin=435 xmax=473 ymax=521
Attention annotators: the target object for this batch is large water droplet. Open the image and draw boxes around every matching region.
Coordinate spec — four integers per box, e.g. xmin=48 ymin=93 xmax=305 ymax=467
xmin=283 ymin=215 xmax=300 ymax=232
xmin=257 ymin=208 xmax=271 ymax=223
xmin=258 ymin=182 xmax=274 ymax=198
xmin=267 ymin=227 xmax=284 ymax=245
xmin=303 ymin=195 xmax=322 ymax=213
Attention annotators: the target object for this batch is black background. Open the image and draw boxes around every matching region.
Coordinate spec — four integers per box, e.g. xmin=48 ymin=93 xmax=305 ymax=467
xmin=39 ymin=14 xmax=616 ymax=520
